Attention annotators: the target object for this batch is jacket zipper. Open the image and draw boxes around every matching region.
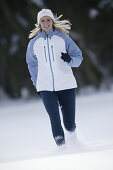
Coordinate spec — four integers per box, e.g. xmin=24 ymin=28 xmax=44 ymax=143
xmin=51 ymin=45 xmax=54 ymax=61
xmin=44 ymin=46 xmax=47 ymax=62
xmin=47 ymin=37 xmax=55 ymax=91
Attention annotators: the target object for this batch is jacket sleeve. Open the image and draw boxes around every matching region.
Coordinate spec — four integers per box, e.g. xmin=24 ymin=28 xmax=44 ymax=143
xmin=66 ymin=36 xmax=83 ymax=67
xmin=26 ymin=40 xmax=38 ymax=87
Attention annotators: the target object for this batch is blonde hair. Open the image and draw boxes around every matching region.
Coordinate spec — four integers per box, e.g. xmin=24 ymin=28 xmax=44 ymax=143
xmin=29 ymin=15 xmax=71 ymax=39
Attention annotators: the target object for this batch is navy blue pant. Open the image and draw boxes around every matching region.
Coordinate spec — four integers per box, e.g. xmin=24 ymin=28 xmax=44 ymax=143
xmin=40 ymin=88 xmax=76 ymax=144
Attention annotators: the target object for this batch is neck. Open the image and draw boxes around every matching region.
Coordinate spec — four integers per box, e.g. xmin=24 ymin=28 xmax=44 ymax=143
xmin=42 ymin=28 xmax=53 ymax=35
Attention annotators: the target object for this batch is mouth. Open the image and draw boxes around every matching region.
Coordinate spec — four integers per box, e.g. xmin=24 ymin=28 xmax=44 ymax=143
xmin=44 ymin=26 xmax=49 ymax=28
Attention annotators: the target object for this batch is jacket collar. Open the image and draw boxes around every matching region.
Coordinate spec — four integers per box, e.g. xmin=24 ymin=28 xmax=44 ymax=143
xmin=39 ymin=28 xmax=55 ymax=39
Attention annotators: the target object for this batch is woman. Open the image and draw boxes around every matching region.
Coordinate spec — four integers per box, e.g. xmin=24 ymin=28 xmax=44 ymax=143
xmin=26 ymin=9 xmax=83 ymax=146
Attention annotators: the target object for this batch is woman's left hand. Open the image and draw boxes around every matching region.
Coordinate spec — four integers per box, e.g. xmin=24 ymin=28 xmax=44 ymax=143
xmin=61 ymin=52 xmax=71 ymax=63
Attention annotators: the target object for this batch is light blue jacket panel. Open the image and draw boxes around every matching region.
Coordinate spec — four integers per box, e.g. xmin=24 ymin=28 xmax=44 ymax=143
xmin=26 ymin=29 xmax=83 ymax=90
xmin=55 ymin=31 xmax=83 ymax=67
xmin=26 ymin=36 xmax=39 ymax=87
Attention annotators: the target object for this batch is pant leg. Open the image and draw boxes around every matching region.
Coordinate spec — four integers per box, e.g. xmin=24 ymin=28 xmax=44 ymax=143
xmin=40 ymin=91 xmax=65 ymax=143
xmin=56 ymin=88 xmax=76 ymax=132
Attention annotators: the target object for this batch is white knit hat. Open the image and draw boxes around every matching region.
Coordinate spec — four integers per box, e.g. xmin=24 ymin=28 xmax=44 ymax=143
xmin=37 ymin=9 xmax=54 ymax=24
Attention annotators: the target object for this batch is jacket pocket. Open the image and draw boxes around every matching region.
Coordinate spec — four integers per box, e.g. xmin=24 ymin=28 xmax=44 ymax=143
xmin=44 ymin=46 xmax=47 ymax=62
xmin=51 ymin=45 xmax=55 ymax=61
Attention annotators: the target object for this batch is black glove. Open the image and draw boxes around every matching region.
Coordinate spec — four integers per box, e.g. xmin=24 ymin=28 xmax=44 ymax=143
xmin=61 ymin=52 xmax=71 ymax=63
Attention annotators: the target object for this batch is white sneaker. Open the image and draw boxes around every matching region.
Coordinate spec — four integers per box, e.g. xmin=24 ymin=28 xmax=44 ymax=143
xmin=55 ymin=135 xmax=66 ymax=146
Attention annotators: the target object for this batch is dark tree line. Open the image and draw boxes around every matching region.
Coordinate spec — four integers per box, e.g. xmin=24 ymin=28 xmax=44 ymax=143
xmin=0 ymin=0 xmax=113 ymax=98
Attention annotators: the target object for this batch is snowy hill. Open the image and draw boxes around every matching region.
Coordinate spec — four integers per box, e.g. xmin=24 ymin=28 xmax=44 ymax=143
xmin=0 ymin=89 xmax=113 ymax=169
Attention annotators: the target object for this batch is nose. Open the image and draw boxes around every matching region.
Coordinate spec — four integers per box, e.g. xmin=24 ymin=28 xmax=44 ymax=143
xmin=44 ymin=21 xmax=49 ymax=26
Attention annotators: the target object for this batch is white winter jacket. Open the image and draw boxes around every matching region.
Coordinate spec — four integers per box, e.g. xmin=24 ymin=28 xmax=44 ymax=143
xmin=26 ymin=29 xmax=83 ymax=92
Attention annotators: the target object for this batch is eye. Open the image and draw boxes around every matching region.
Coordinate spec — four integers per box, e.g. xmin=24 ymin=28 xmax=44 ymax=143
xmin=47 ymin=19 xmax=51 ymax=22
xmin=41 ymin=20 xmax=44 ymax=22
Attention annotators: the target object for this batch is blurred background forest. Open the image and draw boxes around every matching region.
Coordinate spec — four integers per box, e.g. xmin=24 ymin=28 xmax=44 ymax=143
xmin=0 ymin=0 xmax=113 ymax=99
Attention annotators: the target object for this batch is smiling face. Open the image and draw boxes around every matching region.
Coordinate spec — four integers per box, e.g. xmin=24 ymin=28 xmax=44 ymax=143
xmin=40 ymin=16 xmax=53 ymax=34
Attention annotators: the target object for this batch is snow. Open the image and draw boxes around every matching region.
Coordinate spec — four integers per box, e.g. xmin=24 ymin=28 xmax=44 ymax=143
xmin=89 ymin=9 xmax=99 ymax=19
xmin=20 ymin=88 xmax=30 ymax=99
xmin=9 ymin=34 xmax=19 ymax=55
xmin=0 ymin=89 xmax=113 ymax=169
xmin=0 ymin=150 xmax=113 ymax=170
xmin=98 ymin=0 xmax=113 ymax=9
xmin=32 ymin=0 xmax=45 ymax=8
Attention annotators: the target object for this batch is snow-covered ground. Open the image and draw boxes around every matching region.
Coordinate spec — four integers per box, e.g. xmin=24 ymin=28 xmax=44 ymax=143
xmin=0 ymin=89 xmax=113 ymax=170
